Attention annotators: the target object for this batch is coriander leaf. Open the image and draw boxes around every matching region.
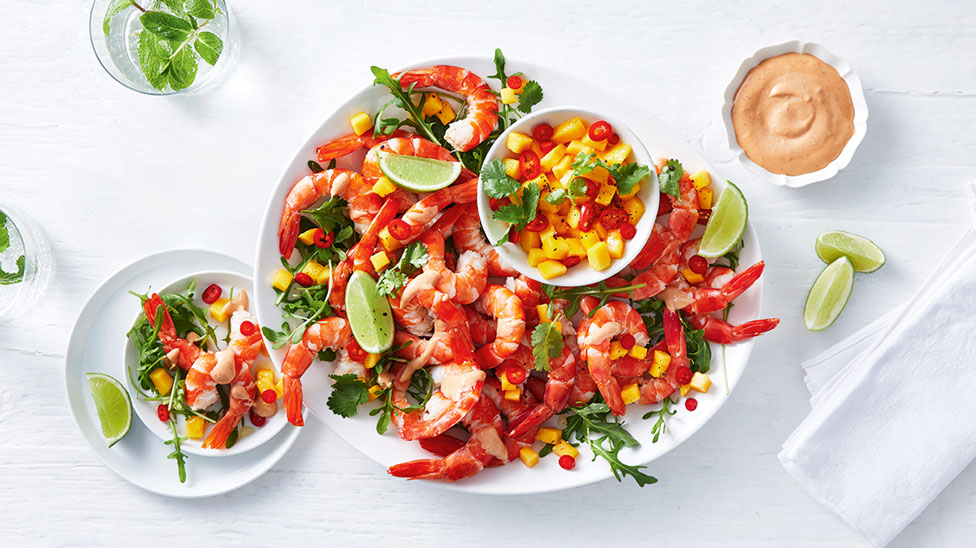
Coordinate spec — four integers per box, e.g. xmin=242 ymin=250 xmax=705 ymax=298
xmin=167 ymin=43 xmax=198 ymax=91
xmin=570 ymin=152 xmax=599 ymax=177
xmin=658 ymin=159 xmax=684 ymax=198
xmin=137 ymin=32 xmax=169 ymax=91
xmin=492 ymin=202 xmax=527 ymax=227
xmin=193 ymin=31 xmax=222 ymax=66
xmin=545 ymin=188 xmax=568 ymax=205
xmin=0 ymin=255 xmax=24 ymax=285
xmin=612 ymin=163 xmax=651 ymax=196
xmin=684 ymin=323 xmax=711 ymax=374
xmin=399 ymin=241 xmax=429 ymax=272
xmin=0 ymin=211 xmax=9 ymax=253
xmin=375 ymin=242 xmax=428 ymax=298
xmin=140 ymin=11 xmax=193 ymax=42
xmin=567 ymin=176 xmax=588 ymax=201
xmin=102 ymin=0 xmax=133 ymax=35
xmin=521 ymin=182 xmax=541 ymax=225
xmin=481 ymin=160 xmax=520 ymax=198
xmin=516 ymin=80 xmax=543 ymax=113
xmin=186 ymin=0 xmax=216 ymax=19
xmin=326 ymin=374 xmax=369 ymax=418
xmin=376 ymin=269 xmax=407 ymax=298
xmin=530 ymin=321 xmax=563 ymax=371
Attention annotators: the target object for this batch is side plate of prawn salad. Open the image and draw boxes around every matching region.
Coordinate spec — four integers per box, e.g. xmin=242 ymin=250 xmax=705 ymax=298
xmin=260 ymin=49 xmax=779 ymax=486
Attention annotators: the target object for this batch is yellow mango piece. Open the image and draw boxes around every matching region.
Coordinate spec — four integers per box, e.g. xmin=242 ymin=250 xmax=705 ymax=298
xmin=690 ymin=372 xmax=712 ymax=393
xmin=209 ymin=298 xmax=230 ymax=323
xmin=566 ymin=206 xmax=581 ymax=229
xmin=566 ymin=238 xmax=586 ymax=258
xmin=621 ymin=382 xmax=640 ymax=405
xmin=552 ymin=440 xmax=580 ymax=459
xmin=274 ymin=379 xmax=283 ymax=398
xmin=379 ymin=227 xmax=403 ymax=252
xmin=536 ymin=303 xmax=551 ymax=323
xmin=680 ymin=384 xmax=692 ymax=396
xmin=506 ymin=132 xmax=534 ymax=154
xmin=602 ymin=143 xmax=632 ymax=165
xmin=504 ymin=388 xmax=522 ymax=401
xmin=255 ymin=367 xmax=275 ymax=384
xmin=271 ymin=269 xmax=293 ymax=292
xmin=540 ymin=144 xmax=567 ymax=172
xmin=621 ymin=196 xmax=645 ymax=224
xmin=185 ymin=416 xmax=205 ymax=440
xmin=436 ymin=102 xmax=455 ymax=125
xmin=595 ymin=184 xmax=616 ymax=206
xmin=421 ymin=93 xmax=444 ymax=118
xmin=587 ymin=242 xmax=612 ymax=271
xmin=552 ymin=117 xmax=587 ymax=144
xmin=609 ymin=341 xmax=628 ymax=360
xmin=542 ymin=237 xmax=570 ymax=260
xmin=149 ymin=368 xmax=173 ymax=396
xmin=629 ymin=345 xmax=648 ymax=360
xmin=519 ymin=447 xmax=539 ymax=468
xmin=525 ymin=173 xmax=554 ymax=193
xmin=606 ymin=231 xmax=624 ymax=259
xmin=549 ymin=214 xmax=570 ymax=236
xmin=371 ymin=176 xmax=397 ymax=198
xmin=298 ymin=228 xmax=318 ymax=246
xmin=500 ymin=87 xmax=517 ymax=105
xmin=565 ymin=140 xmax=593 ymax=159
xmin=527 ymin=248 xmax=547 ymax=267
xmin=364 ymin=353 xmax=381 ymax=369
xmin=520 ymin=230 xmax=541 ymax=253
xmin=551 ymin=154 xmax=574 ymax=180
xmin=368 ymin=385 xmax=384 ymax=401
xmin=588 ymin=165 xmax=610 ymax=184
xmin=581 ymin=133 xmax=608 ymax=152
xmin=691 ymin=169 xmax=711 ymax=190
xmin=537 ymin=259 xmax=568 ymax=280
xmin=301 ymin=260 xmax=326 ymax=283
xmin=538 ymin=194 xmax=559 ymax=214
xmin=650 ymin=350 xmax=671 ymax=378
xmin=256 ymin=377 xmax=275 ymax=396
xmin=535 ymin=427 xmax=562 ymax=445
xmin=579 ymin=230 xmax=601 ymax=249
xmin=698 ymin=187 xmax=714 ymax=210
xmin=682 ymin=268 xmax=704 ymax=284
xmin=370 ymin=251 xmax=391 ymax=272
xmin=349 ymin=112 xmax=372 ymax=136
xmin=503 ymin=158 xmax=521 ymax=179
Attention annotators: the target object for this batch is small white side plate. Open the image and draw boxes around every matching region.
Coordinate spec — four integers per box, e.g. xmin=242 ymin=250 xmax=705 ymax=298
xmin=66 ymin=249 xmax=303 ymax=498
xmin=721 ymin=40 xmax=869 ymax=187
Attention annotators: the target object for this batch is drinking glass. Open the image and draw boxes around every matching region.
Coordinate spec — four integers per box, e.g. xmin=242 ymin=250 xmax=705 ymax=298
xmin=89 ymin=0 xmax=240 ymax=95
xmin=0 ymin=205 xmax=53 ymax=321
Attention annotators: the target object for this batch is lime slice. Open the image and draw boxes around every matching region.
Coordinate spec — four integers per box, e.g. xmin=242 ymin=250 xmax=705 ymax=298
xmin=697 ymin=181 xmax=748 ymax=258
xmin=345 ymin=270 xmax=394 ymax=353
xmin=816 ymin=230 xmax=885 ymax=273
xmin=86 ymin=372 xmax=132 ymax=447
xmin=804 ymin=257 xmax=855 ymax=331
xmin=377 ymin=151 xmax=462 ymax=192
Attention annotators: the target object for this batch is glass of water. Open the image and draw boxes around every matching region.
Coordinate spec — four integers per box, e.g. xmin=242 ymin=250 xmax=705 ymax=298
xmin=89 ymin=0 xmax=240 ymax=95
xmin=0 ymin=205 xmax=53 ymax=321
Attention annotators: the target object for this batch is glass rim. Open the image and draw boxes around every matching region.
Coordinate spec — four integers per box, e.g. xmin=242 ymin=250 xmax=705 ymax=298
xmin=88 ymin=0 xmax=235 ymax=96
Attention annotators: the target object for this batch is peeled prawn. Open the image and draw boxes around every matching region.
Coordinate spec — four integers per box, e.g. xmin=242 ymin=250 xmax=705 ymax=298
xmin=281 ymin=317 xmax=355 ymax=426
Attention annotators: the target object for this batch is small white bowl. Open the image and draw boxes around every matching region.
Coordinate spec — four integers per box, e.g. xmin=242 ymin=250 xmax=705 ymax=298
xmin=721 ymin=40 xmax=869 ymax=188
xmin=479 ymin=106 xmax=659 ymax=287
xmin=123 ymin=270 xmax=289 ymax=457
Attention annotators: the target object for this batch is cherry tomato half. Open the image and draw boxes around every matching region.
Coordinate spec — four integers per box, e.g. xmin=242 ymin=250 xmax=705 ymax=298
xmin=239 ymin=320 xmax=256 ymax=336
xmin=588 ymin=120 xmax=612 ymax=141
xmin=560 ymin=256 xmax=582 ymax=268
xmin=519 ymin=150 xmax=542 ymax=180
xmin=578 ymin=202 xmax=599 ymax=232
xmin=525 ymin=215 xmax=549 ymax=232
xmin=388 ymin=219 xmax=411 ymax=240
xmin=201 ymin=283 xmax=222 ymax=304
xmin=607 ymin=133 xmax=620 ymax=145
xmin=532 ymin=123 xmax=553 ymax=142
xmin=490 ymin=197 xmax=507 ymax=211
xmin=619 ymin=222 xmax=637 ymax=240
xmin=507 ymin=75 xmax=523 ymax=90
xmin=539 ymin=141 xmax=556 ymax=155
xmin=599 ymin=208 xmax=628 ymax=230
xmin=294 ymin=272 xmax=314 ymax=287
xmin=689 ymin=255 xmax=708 ymax=275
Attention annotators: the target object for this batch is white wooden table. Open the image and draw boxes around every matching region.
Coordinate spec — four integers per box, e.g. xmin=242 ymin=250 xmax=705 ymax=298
xmin=3 ymin=1 xmax=974 ymax=545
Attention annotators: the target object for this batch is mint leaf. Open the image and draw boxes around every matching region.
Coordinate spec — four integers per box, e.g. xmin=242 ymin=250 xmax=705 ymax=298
xmin=0 ymin=211 xmax=9 ymax=253
xmin=326 ymin=374 xmax=369 ymax=418
xmin=611 ymin=163 xmax=651 ymax=196
xmin=186 ymin=0 xmax=216 ymax=19
xmin=140 ymin=11 xmax=193 ymax=42
xmin=481 ymin=159 xmax=519 ymax=198
xmin=194 ymin=31 xmax=222 ymax=66
xmin=0 ymin=255 xmax=25 ymax=285
xmin=137 ymin=32 xmax=168 ymax=91
xmin=102 ymin=0 xmax=133 ymax=35
xmin=516 ymin=80 xmax=543 ymax=114
xmin=530 ymin=321 xmax=563 ymax=371
xmin=160 ymin=0 xmax=187 ymax=16
xmin=167 ymin=45 xmax=198 ymax=91
xmin=658 ymin=159 xmax=684 ymax=198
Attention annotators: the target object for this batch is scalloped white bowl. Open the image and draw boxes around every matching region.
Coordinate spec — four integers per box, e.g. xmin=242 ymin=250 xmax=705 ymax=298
xmin=721 ymin=40 xmax=869 ymax=188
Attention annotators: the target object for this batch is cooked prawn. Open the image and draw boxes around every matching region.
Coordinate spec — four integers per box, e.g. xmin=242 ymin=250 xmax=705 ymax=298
xmin=453 ymin=203 xmax=518 ymax=277
xmin=577 ymin=298 xmax=649 ymax=416
xmin=506 ymin=339 xmax=577 ymax=438
xmin=474 ymin=284 xmax=525 ymax=369
xmin=142 ymin=294 xmax=201 ymax=370
xmin=278 ymin=169 xmax=370 ymax=258
xmin=281 ymin=317 xmax=355 ymax=426
xmin=315 ymin=128 xmax=410 ymax=163
xmin=201 ymin=329 xmax=264 ymax=449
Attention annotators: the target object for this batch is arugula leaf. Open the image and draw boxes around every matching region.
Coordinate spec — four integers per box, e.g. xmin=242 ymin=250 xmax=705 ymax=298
xmin=488 ymin=48 xmax=507 ymax=82
xmin=164 ymin=416 xmax=188 ymax=483
xmin=516 ymin=81 xmax=543 ymax=113
xmin=140 ymin=11 xmax=193 ymax=42
xmin=644 ymin=397 xmax=677 ymax=444
xmin=530 ymin=320 xmax=563 ymax=372
xmin=563 ymin=399 xmax=657 ymax=487
xmin=102 ymin=0 xmax=133 ymax=35
xmin=302 ymin=196 xmax=350 ymax=234
xmin=544 ymin=280 xmax=646 ymax=318
xmin=327 ymin=375 xmax=369 ymax=418
xmin=376 ymin=242 xmax=428 ymax=297
xmin=0 ymin=211 xmax=9 ymax=253
xmin=193 ymin=31 xmax=222 ymax=66
xmin=167 ymin=45 xmax=199 ymax=91
xmin=492 ymin=181 xmax=540 ymax=233
xmin=481 ymin=160 xmax=520 ymax=198
xmin=684 ymin=321 xmax=711 ymax=374
xmin=0 ymin=256 xmax=25 ymax=285
xmin=613 ymin=162 xmax=652 ymax=196
xmin=658 ymin=159 xmax=684 ymax=198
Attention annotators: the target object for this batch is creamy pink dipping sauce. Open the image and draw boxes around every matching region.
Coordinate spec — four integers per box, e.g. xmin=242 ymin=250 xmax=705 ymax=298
xmin=731 ymin=52 xmax=855 ymax=176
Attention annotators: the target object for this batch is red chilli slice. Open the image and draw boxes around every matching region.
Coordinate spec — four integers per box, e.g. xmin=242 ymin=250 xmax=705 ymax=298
xmin=519 ymin=151 xmax=542 ymax=180
xmin=588 ymin=120 xmax=612 ymax=141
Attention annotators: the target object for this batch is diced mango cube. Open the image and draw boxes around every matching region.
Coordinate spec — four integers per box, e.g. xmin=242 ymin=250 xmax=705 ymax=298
xmin=680 ymin=384 xmax=692 ymax=396
xmin=543 ymin=237 xmax=570 ymax=260
xmin=606 ymin=231 xmax=624 ymax=259
xmin=650 ymin=350 xmax=671 ymax=378
xmin=274 ymin=379 xmax=283 ymax=398
xmin=690 ymin=372 xmax=712 ymax=393
xmin=579 ymin=230 xmax=601 ymax=249
xmin=629 ymin=345 xmax=648 ymax=360
xmin=504 ymin=388 xmax=522 ymax=401
xmin=595 ymin=184 xmax=616 ymax=206
xmin=536 ymin=304 xmax=551 ymax=323
xmin=698 ymin=187 xmax=714 ymax=210
xmin=691 ymin=169 xmax=711 ymax=190
xmin=594 ymin=222 xmax=609 ymax=240
xmin=503 ymin=158 xmax=521 ymax=179
xmin=421 ymin=93 xmax=444 ymax=118
xmin=566 ymin=238 xmax=587 ymax=258
xmin=500 ymin=372 xmax=517 ymax=391
xmin=149 ymin=367 xmax=173 ymax=395
xmin=271 ymin=268 xmax=293 ymax=292
xmin=185 ymin=416 xmax=205 ymax=439
xmin=364 ymin=353 xmax=381 ymax=369
xmin=525 ymin=173 xmax=554 ymax=193
xmin=552 ymin=117 xmax=587 ymax=144
xmin=621 ymin=196 xmax=645 ymax=224
xmin=436 ymin=102 xmax=455 ymax=125
xmin=298 ymin=228 xmax=318 ymax=246
xmin=535 ymin=427 xmax=562 ymax=445
xmin=621 ymin=382 xmax=640 ymax=405
xmin=519 ymin=446 xmax=540 ymax=468
xmin=587 ymin=242 xmax=612 ymax=271
xmin=367 ymin=385 xmax=384 ymax=401
xmin=566 ymin=207 xmax=581 ymax=230
xmin=301 ymin=260 xmax=327 ymax=283
xmin=609 ymin=341 xmax=628 ymax=360
xmin=538 ymin=194 xmax=559 ymax=214
xmin=256 ymin=377 xmax=275 ymax=395
xmin=537 ymin=259 xmax=568 ymax=280
xmin=506 ymin=132 xmax=534 ymax=154
xmin=209 ymin=298 xmax=231 ymax=322
xmin=682 ymin=268 xmax=704 ymax=284
xmin=552 ymin=440 xmax=579 ymax=459
xmin=527 ymin=248 xmax=547 ymax=267
xmin=379 ymin=227 xmax=403 ymax=252
xmin=349 ymin=112 xmax=372 ymax=136
xmin=500 ymin=87 xmax=517 ymax=105
xmin=588 ymin=166 xmax=610 ymax=184
xmin=255 ymin=367 xmax=275 ymax=385
xmin=581 ymin=133 xmax=608 ymax=152
xmin=549 ymin=214 xmax=570 ymax=236
xmin=370 ymin=251 xmax=391 ymax=272
xmin=602 ymin=143 xmax=632 ymax=165
xmin=540 ymin=144 xmax=567 ymax=172
xmin=519 ymin=230 xmax=541 ymax=253
xmin=565 ymin=140 xmax=593 ymax=159
xmin=372 ymin=176 xmax=397 ymax=198
xmin=551 ymin=155 xmax=574 ymax=180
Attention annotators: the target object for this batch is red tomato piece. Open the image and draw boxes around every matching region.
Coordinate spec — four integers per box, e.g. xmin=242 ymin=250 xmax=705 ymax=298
xmin=560 ymin=256 xmax=582 ymax=268
xmin=607 ymin=133 xmax=620 ymax=145
xmin=689 ymin=255 xmax=708 ymax=275
xmin=619 ymin=334 xmax=635 ymax=350
xmin=201 ymin=283 xmax=222 ymax=304
xmin=249 ymin=409 xmax=266 ymax=427
xmin=588 ymin=120 xmax=612 ymax=141
xmin=619 ymin=222 xmax=637 ymax=240
xmin=294 ymin=273 xmax=314 ymax=287
xmin=599 ymin=208 xmax=628 ymax=230
xmin=239 ymin=320 xmax=256 ymax=336
xmin=676 ymin=366 xmax=693 ymax=385
xmin=558 ymin=455 xmax=576 ymax=470
xmin=525 ymin=215 xmax=549 ymax=232
xmin=685 ymin=398 xmax=698 ymax=411
xmin=539 ymin=141 xmax=556 ymax=155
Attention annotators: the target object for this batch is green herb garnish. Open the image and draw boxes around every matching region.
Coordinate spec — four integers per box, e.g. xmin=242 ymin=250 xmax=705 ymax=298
xmin=564 ymin=400 xmax=657 ymax=487
xmin=657 ymin=159 xmax=684 ymax=198
xmin=376 ymin=242 xmax=429 ymax=298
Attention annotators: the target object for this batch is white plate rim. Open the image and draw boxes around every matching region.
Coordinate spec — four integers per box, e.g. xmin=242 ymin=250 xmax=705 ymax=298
xmin=65 ymin=249 xmax=303 ymax=498
xmin=253 ymin=55 xmax=765 ymax=495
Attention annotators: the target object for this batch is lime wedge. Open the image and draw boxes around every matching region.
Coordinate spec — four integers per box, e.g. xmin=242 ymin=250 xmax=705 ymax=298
xmin=816 ymin=230 xmax=885 ymax=273
xmin=86 ymin=372 xmax=132 ymax=447
xmin=345 ymin=270 xmax=394 ymax=353
xmin=697 ymin=181 xmax=748 ymax=258
xmin=378 ymin=151 xmax=462 ymax=192
xmin=804 ymin=257 xmax=855 ymax=331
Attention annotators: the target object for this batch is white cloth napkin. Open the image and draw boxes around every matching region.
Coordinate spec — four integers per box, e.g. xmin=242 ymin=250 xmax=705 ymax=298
xmin=780 ymin=183 xmax=976 ymax=547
